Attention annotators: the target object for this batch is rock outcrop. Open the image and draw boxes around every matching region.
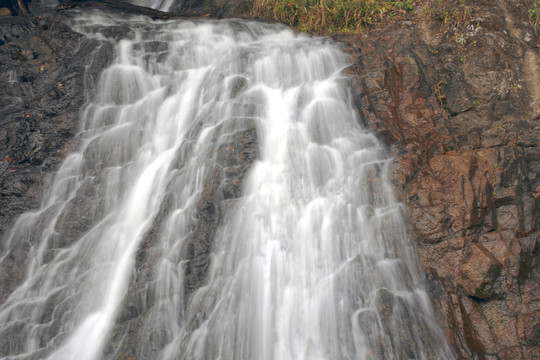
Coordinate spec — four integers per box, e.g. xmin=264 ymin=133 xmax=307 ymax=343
xmin=0 ymin=11 xmax=113 ymax=302
xmin=337 ymin=1 xmax=539 ymax=358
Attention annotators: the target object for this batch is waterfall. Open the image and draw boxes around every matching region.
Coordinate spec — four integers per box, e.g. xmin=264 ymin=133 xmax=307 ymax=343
xmin=0 ymin=10 xmax=455 ymax=360
xmin=127 ymin=0 xmax=176 ymax=12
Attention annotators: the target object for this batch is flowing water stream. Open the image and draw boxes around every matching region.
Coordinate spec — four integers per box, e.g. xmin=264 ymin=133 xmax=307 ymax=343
xmin=0 ymin=9 xmax=455 ymax=360
xmin=128 ymin=0 xmax=175 ymax=11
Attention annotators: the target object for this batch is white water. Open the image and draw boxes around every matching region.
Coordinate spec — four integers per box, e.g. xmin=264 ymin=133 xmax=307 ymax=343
xmin=0 ymin=11 xmax=455 ymax=360
xmin=128 ymin=0 xmax=175 ymax=11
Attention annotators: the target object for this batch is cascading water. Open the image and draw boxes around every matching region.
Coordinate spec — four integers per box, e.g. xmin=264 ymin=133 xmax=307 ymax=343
xmin=128 ymin=0 xmax=175 ymax=12
xmin=0 ymin=9 xmax=455 ymax=360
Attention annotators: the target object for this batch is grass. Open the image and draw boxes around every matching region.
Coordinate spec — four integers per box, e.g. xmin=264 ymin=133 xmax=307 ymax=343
xmin=529 ymin=0 xmax=540 ymax=29
xmin=253 ymin=0 xmax=538 ymax=35
xmin=427 ymin=0 xmax=470 ymax=25
xmin=253 ymin=0 xmax=418 ymax=34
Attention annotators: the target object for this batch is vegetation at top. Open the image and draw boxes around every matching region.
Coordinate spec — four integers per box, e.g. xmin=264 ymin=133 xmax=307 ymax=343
xmin=253 ymin=0 xmax=419 ymax=33
xmin=254 ymin=0 xmax=539 ymax=34
xmin=530 ymin=0 xmax=540 ymax=28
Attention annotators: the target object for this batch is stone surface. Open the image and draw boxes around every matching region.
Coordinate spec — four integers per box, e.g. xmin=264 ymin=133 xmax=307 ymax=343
xmin=183 ymin=124 xmax=259 ymax=294
xmin=336 ymin=1 xmax=540 ymax=358
xmin=459 ymin=243 xmax=503 ymax=300
xmin=0 ymin=12 xmax=112 ymax=303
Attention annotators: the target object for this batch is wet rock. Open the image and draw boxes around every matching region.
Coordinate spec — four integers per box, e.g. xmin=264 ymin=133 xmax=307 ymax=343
xmin=56 ymin=0 xmax=251 ymax=19
xmin=184 ymin=123 xmax=258 ymax=294
xmin=105 ymin=120 xmax=259 ymax=359
xmin=425 ymin=271 xmax=444 ymax=300
xmin=0 ymin=13 xmax=111 ymax=302
xmin=374 ymin=288 xmax=440 ymax=360
xmin=356 ymin=310 xmax=391 ymax=359
xmin=117 ymin=303 xmax=139 ymax=323
xmin=375 ymin=288 xmax=396 ymax=332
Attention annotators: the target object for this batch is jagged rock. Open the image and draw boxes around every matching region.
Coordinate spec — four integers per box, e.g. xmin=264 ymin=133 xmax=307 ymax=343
xmin=183 ymin=123 xmax=259 ymax=293
xmin=459 ymin=244 xmax=503 ymax=300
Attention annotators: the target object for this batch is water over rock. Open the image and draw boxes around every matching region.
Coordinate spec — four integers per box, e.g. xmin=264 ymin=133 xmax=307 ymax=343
xmin=0 ymin=1 xmax=538 ymax=359
xmin=0 ymin=6 xmax=456 ymax=359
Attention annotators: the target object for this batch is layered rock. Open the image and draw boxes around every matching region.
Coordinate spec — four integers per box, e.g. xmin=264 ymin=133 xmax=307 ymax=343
xmin=337 ymin=1 xmax=539 ymax=358
xmin=0 ymin=12 xmax=113 ymax=301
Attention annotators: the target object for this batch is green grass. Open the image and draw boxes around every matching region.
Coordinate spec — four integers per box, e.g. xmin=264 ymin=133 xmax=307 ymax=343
xmin=253 ymin=0 xmax=418 ymax=33
xmin=427 ymin=0 xmax=469 ymax=25
xmin=253 ymin=0 xmax=534 ymax=35
xmin=529 ymin=0 xmax=540 ymax=28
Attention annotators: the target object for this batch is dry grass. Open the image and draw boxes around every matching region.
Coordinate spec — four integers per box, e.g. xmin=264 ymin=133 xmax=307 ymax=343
xmin=253 ymin=0 xmax=418 ymax=33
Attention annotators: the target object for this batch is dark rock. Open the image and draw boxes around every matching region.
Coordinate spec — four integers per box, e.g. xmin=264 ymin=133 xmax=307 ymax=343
xmin=184 ymin=123 xmax=258 ymax=294
xmin=55 ymin=0 xmax=253 ymax=19
xmin=426 ymin=270 xmax=444 ymax=300
xmin=0 ymin=12 xmax=111 ymax=303
xmin=517 ymin=236 xmax=539 ymax=285
xmin=104 ymin=119 xmax=259 ymax=359
xmin=0 ymin=0 xmax=30 ymax=16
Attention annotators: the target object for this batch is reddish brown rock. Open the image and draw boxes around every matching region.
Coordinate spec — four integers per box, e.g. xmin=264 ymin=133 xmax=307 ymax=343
xmin=336 ymin=1 xmax=540 ymax=358
xmin=459 ymin=243 xmax=503 ymax=300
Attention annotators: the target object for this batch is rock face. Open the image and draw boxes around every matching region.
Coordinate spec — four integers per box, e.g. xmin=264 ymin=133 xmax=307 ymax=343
xmin=0 ymin=1 xmax=538 ymax=359
xmin=337 ymin=1 xmax=540 ymax=358
xmin=0 ymin=11 xmax=113 ymax=302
